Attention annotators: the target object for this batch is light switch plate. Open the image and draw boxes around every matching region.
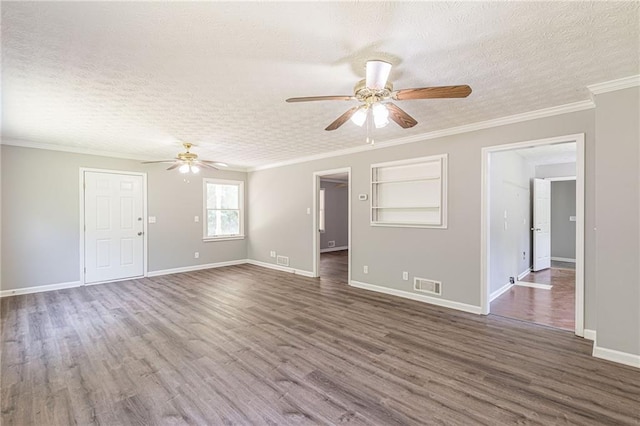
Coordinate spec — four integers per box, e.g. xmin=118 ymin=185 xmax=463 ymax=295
xmin=148 ymin=216 xmax=156 ymax=224
xmin=194 ymin=216 xmax=199 ymax=223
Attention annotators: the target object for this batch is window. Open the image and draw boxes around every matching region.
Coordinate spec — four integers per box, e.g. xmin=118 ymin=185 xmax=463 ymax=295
xmin=371 ymin=154 xmax=447 ymax=228
xmin=203 ymin=178 xmax=244 ymax=240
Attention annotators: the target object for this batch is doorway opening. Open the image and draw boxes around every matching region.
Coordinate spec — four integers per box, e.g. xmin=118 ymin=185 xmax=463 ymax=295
xmin=481 ymin=134 xmax=585 ymax=336
xmin=312 ymin=168 xmax=351 ymax=283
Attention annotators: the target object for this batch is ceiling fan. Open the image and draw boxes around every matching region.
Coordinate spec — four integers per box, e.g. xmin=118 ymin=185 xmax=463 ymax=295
xmin=286 ymin=60 xmax=472 ymax=131
xmin=142 ymin=142 xmax=228 ymax=174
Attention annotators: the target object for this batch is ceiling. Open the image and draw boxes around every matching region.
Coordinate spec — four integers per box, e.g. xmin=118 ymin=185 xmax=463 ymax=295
xmin=514 ymin=142 xmax=576 ymax=166
xmin=1 ymin=2 xmax=638 ymax=169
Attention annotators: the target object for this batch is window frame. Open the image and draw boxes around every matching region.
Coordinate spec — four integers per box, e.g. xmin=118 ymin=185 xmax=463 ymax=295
xmin=202 ymin=178 xmax=245 ymax=241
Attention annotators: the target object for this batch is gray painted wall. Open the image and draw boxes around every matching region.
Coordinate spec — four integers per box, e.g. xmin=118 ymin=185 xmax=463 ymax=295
xmin=1 ymin=145 xmax=248 ymax=291
xmin=594 ymin=86 xmax=640 ymax=356
xmin=320 ymin=180 xmax=348 ymax=250
xmin=489 ymin=151 xmax=534 ymax=295
xmin=536 ymin=162 xmax=576 ymax=178
xmin=551 ymin=180 xmax=576 ymax=260
xmin=248 ymin=109 xmax=596 ymax=315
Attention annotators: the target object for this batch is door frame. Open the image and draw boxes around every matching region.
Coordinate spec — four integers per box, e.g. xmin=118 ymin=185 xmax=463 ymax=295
xmin=79 ymin=168 xmax=148 ymax=286
xmin=480 ymin=133 xmax=585 ymax=337
xmin=312 ymin=167 xmax=351 ymax=281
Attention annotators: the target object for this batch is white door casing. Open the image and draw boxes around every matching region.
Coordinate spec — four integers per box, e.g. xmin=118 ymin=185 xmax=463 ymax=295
xmin=84 ymin=171 xmax=145 ymax=284
xmin=532 ymin=178 xmax=551 ymax=271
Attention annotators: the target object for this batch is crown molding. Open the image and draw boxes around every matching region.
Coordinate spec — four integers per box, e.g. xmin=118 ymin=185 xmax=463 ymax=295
xmin=249 ymin=99 xmax=595 ymax=172
xmin=0 ymin=138 xmax=249 ymax=172
xmin=587 ymin=75 xmax=640 ymax=95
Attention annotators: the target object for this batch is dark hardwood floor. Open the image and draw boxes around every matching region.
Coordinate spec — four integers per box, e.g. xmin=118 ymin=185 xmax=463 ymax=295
xmin=2 ymin=262 xmax=639 ymax=425
xmin=491 ymin=266 xmax=576 ymax=331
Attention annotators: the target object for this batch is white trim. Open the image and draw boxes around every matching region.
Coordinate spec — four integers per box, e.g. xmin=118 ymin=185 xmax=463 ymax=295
xmin=350 ymin=280 xmax=482 ymax=315
xmin=79 ymin=168 xmax=148 ymax=286
xmin=551 ymin=257 xmax=576 ymax=263
xmin=546 ymin=176 xmax=576 ymax=182
xmin=320 ymin=246 xmax=348 ymax=253
xmin=313 ymin=168 xmax=351 ymax=280
xmin=1 ymin=138 xmax=248 ymax=172
xmin=147 ymin=259 xmax=247 ymax=277
xmin=587 ymin=75 xmax=640 ymax=95
xmin=246 ymin=259 xmax=314 ymax=277
xmin=481 ymin=133 xmax=585 ymax=337
xmin=518 ymin=268 xmax=531 ymax=281
xmin=592 ymin=345 xmax=640 ymax=369
xmin=583 ymin=329 xmax=597 ymax=341
xmin=515 ymin=281 xmax=552 ymax=290
xmin=490 ymin=282 xmax=514 ymax=302
xmin=0 ymin=281 xmax=82 ymax=298
xmin=250 ymin=101 xmax=594 ymax=172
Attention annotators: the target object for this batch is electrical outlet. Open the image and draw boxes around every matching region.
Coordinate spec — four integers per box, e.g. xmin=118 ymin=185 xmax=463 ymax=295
xmin=270 ymin=251 xmax=276 ymax=258
xmin=194 ymin=252 xmax=199 ymax=259
xmin=363 ymin=265 xmax=368 ymax=274
xmin=194 ymin=216 xmax=199 ymax=223
xmin=523 ymin=251 xmax=526 ymax=260
xmin=402 ymin=271 xmax=409 ymax=281
xmin=509 ymin=276 xmax=515 ymax=284
xmin=328 ymin=241 xmax=335 ymax=248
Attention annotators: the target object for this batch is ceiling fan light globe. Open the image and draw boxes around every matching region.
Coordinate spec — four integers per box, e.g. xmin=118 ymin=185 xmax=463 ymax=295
xmin=190 ymin=165 xmax=200 ymax=174
xmin=372 ymin=103 xmax=390 ymax=128
xmin=179 ymin=164 xmax=190 ymax=174
xmin=350 ymin=107 xmax=367 ymax=127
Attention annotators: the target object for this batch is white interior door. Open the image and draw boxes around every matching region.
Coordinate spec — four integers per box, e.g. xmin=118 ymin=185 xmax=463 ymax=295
xmin=532 ymin=178 xmax=551 ymax=271
xmin=84 ymin=171 xmax=144 ymax=283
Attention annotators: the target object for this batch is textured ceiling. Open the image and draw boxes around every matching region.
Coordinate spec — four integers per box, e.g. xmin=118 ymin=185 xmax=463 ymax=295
xmin=2 ymin=2 xmax=638 ymax=168
xmin=514 ymin=142 xmax=576 ymax=166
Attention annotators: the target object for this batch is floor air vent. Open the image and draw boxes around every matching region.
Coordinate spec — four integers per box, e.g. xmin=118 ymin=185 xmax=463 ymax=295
xmin=276 ymin=255 xmax=289 ymax=267
xmin=414 ymin=277 xmax=441 ymax=295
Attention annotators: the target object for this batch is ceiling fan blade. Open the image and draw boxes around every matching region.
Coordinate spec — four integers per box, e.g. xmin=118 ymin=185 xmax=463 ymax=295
xmin=199 ymin=160 xmax=229 ymax=167
xmin=286 ymin=95 xmax=356 ymax=103
xmin=366 ymin=60 xmax=392 ymax=90
xmin=325 ymin=106 xmax=360 ymax=131
xmin=394 ymin=85 xmax=472 ymax=100
xmin=141 ymin=159 xmax=177 ymax=164
xmin=166 ymin=163 xmax=181 ymax=170
xmin=386 ymin=103 xmax=418 ymax=129
xmin=194 ymin=161 xmax=218 ymax=170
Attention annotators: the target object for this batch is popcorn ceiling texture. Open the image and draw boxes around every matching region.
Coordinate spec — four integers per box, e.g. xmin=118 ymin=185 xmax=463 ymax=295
xmin=1 ymin=2 xmax=638 ymax=168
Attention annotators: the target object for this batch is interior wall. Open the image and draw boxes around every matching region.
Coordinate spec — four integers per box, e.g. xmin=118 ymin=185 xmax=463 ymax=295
xmin=0 ymin=145 xmax=248 ymax=291
xmin=489 ymin=150 xmax=534 ymax=296
xmin=319 ymin=180 xmax=348 ymax=250
xmin=248 ymin=109 xmax=596 ymax=314
xmin=551 ymin=180 xmax=577 ymax=260
xmin=594 ymin=86 xmax=640 ymax=357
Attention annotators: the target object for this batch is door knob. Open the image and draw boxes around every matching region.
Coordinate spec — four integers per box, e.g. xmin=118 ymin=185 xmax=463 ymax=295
xmin=137 ymin=231 xmax=144 ymax=236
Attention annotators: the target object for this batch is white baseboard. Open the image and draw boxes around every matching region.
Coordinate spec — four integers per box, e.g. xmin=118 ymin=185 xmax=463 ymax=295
xmin=147 ymin=259 xmax=248 ymax=277
xmin=583 ymin=329 xmax=597 ymax=341
xmin=320 ymin=246 xmax=348 ymax=253
xmin=518 ymin=268 xmax=531 ymax=281
xmin=246 ymin=259 xmax=314 ymax=278
xmin=551 ymin=257 xmax=576 ymax=263
xmin=350 ymin=280 xmax=482 ymax=315
xmin=0 ymin=281 xmax=82 ymax=298
xmin=490 ymin=282 xmax=514 ymax=302
xmin=515 ymin=281 xmax=553 ymax=290
xmin=593 ymin=344 xmax=640 ymax=369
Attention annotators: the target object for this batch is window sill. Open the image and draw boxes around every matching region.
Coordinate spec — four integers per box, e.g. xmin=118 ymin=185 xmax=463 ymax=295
xmin=203 ymin=235 xmax=245 ymax=242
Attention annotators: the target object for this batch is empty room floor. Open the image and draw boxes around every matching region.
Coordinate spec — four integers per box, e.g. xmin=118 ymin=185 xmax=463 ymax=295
xmin=2 ymin=263 xmax=638 ymax=425
xmin=320 ymin=250 xmax=348 ymax=282
xmin=491 ymin=262 xmax=576 ymax=330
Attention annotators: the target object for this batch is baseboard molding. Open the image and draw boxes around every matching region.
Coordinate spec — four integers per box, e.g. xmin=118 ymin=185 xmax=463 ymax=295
xmin=147 ymin=259 xmax=248 ymax=277
xmin=515 ymin=281 xmax=552 ymax=290
xmin=0 ymin=281 xmax=82 ymax=298
xmin=583 ymin=329 xmax=597 ymax=341
xmin=320 ymin=246 xmax=348 ymax=253
xmin=350 ymin=280 xmax=482 ymax=315
xmin=518 ymin=268 xmax=532 ymax=281
xmin=551 ymin=257 xmax=576 ymax=263
xmin=593 ymin=344 xmax=640 ymax=369
xmin=246 ymin=259 xmax=315 ymax=278
xmin=490 ymin=282 xmax=514 ymax=302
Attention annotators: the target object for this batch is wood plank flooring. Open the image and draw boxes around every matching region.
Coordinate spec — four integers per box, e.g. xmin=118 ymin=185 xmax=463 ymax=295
xmin=491 ymin=267 xmax=576 ymax=331
xmin=2 ymin=263 xmax=639 ymax=425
